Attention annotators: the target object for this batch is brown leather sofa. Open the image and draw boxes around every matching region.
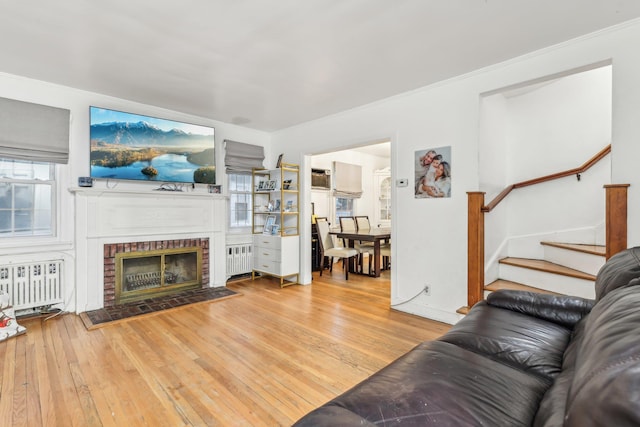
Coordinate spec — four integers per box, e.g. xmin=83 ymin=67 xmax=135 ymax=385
xmin=293 ymin=247 xmax=640 ymax=426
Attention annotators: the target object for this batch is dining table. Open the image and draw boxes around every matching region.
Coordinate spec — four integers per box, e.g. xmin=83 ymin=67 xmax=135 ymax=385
xmin=330 ymin=227 xmax=391 ymax=277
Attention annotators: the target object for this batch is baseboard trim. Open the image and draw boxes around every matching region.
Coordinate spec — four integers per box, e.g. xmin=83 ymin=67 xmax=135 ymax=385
xmin=391 ymin=300 xmax=463 ymax=325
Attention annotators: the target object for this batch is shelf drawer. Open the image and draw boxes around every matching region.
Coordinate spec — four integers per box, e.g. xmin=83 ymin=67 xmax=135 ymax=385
xmin=253 ymin=259 xmax=281 ymax=275
xmin=254 ymin=248 xmax=279 ymax=262
xmin=253 ymin=234 xmax=282 ymax=250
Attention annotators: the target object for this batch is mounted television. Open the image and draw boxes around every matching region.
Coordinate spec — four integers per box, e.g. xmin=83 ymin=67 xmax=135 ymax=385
xmin=90 ymin=106 xmax=215 ymax=184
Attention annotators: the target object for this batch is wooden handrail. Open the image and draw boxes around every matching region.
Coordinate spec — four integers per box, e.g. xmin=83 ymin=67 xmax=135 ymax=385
xmin=482 ymin=144 xmax=611 ymax=212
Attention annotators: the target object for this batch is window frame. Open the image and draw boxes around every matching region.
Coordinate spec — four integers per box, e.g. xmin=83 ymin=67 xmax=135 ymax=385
xmin=0 ymin=158 xmax=56 ymax=238
xmin=334 ymin=196 xmax=355 ymax=223
xmin=227 ymin=172 xmax=253 ymax=232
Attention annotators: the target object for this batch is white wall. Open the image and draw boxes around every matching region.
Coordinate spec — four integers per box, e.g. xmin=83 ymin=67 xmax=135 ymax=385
xmin=478 ymin=94 xmax=509 ymax=278
xmin=272 ymin=19 xmax=640 ymax=324
xmin=0 ymin=71 xmax=270 ymax=312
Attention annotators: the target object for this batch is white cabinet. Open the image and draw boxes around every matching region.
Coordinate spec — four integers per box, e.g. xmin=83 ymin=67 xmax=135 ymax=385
xmin=251 ymin=163 xmax=300 ymax=286
xmin=252 ymin=234 xmax=300 ymax=286
xmin=374 ymin=167 xmax=391 ymax=227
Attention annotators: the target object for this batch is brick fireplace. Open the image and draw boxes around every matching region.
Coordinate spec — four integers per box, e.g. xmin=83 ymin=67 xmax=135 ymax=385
xmin=72 ymin=187 xmax=225 ymax=313
xmin=103 ymin=238 xmax=209 ymax=308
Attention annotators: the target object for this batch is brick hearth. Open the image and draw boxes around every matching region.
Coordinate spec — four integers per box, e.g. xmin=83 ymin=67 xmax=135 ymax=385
xmin=103 ymin=238 xmax=209 ymax=308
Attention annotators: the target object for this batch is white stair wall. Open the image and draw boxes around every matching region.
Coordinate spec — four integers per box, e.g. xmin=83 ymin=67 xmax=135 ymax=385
xmin=542 ymin=245 xmax=605 ymax=276
xmin=498 ymin=264 xmax=595 ymax=299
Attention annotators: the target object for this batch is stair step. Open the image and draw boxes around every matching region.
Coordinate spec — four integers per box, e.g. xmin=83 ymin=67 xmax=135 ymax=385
xmin=540 ymin=242 xmax=605 ymax=276
xmin=485 ymin=279 xmax=562 ymax=295
xmin=540 ymin=241 xmax=605 ymax=257
xmin=456 ymin=306 xmax=470 ymax=315
xmin=499 ymin=257 xmax=596 ymax=281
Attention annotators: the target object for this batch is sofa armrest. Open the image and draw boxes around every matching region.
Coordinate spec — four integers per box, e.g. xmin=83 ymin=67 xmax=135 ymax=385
xmin=486 ymin=290 xmax=594 ymax=328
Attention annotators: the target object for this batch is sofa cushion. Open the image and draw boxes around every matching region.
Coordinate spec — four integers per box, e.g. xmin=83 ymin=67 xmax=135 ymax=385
xmin=439 ymin=301 xmax=572 ymax=380
xmin=563 ymin=281 xmax=640 ymax=426
xmin=294 ymin=340 xmax=551 ymax=427
xmin=294 ymin=405 xmax=376 ymax=426
xmin=533 ymin=315 xmax=588 ymax=427
xmin=486 ymin=289 xmax=594 ymax=328
xmin=594 ymin=246 xmax=640 ymax=301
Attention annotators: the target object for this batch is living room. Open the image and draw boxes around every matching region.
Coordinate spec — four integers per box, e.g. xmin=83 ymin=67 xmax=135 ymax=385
xmin=2 ymin=2 xmax=640 ymax=425
xmin=1 ymin=5 xmax=639 ymax=324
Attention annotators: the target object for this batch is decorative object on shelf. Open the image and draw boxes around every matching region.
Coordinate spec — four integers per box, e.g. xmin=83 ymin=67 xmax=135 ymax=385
xmin=257 ymin=179 xmax=277 ymax=191
xmin=78 ymin=176 xmax=93 ymax=187
xmin=154 ymin=183 xmax=184 ymax=192
xmin=283 ymin=179 xmax=292 ymax=190
xmin=263 ymin=215 xmax=276 ymax=234
xmin=268 ymin=199 xmax=281 ymax=212
xmin=276 ymin=153 xmax=283 ymax=169
xmin=271 ymin=224 xmax=280 ymax=235
xmin=208 ymin=184 xmax=221 ymax=194
xmin=285 ymin=200 xmax=294 ymax=212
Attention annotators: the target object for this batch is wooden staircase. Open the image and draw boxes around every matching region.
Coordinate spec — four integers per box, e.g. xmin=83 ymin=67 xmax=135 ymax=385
xmin=457 ymin=242 xmax=605 ymax=315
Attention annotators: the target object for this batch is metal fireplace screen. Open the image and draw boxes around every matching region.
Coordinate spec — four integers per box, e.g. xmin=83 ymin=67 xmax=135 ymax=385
xmin=115 ymin=247 xmax=202 ymax=305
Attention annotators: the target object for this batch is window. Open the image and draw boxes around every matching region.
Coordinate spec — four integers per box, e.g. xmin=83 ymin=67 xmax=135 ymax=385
xmin=228 ymin=173 xmax=252 ymax=228
xmin=0 ymin=158 xmax=55 ymax=237
xmin=335 ymin=197 xmax=355 ymax=220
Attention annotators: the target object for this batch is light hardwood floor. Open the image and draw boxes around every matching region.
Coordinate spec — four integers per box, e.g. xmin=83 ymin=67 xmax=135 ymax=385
xmin=0 ymin=270 xmax=450 ymax=426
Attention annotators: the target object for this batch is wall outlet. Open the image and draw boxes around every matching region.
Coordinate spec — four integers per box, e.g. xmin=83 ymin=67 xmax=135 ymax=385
xmin=424 ymin=285 xmax=431 ymax=296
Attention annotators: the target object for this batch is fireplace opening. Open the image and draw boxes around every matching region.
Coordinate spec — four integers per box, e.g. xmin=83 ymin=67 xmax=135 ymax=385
xmin=115 ymin=246 xmax=202 ymax=305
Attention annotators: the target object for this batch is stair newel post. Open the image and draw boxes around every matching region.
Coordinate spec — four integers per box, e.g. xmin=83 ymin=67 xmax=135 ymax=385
xmin=604 ymin=184 xmax=630 ymax=260
xmin=467 ymin=192 xmax=486 ymax=307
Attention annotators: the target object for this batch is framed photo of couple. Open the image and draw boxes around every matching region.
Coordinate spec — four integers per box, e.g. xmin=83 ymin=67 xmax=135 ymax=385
xmin=414 ymin=146 xmax=452 ymax=199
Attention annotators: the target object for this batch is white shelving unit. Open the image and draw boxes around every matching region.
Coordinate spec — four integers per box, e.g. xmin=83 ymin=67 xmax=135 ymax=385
xmin=251 ymin=163 xmax=300 ymax=286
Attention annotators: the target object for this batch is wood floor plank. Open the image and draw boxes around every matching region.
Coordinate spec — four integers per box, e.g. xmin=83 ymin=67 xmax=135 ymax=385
xmin=28 ymin=319 xmax=58 ymax=427
xmin=11 ymin=332 xmax=27 ymax=427
xmin=1 ymin=271 xmax=450 ymax=426
xmin=0 ymin=337 xmax=17 ymax=426
xmin=24 ymin=330 xmax=43 ymax=427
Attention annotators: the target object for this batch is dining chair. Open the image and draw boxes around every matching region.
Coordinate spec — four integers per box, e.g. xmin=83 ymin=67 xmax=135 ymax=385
xmin=340 ymin=216 xmax=374 ymax=275
xmin=313 ymin=217 xmax=329 ymax=271
xmin=316 ymin=220 xmax=359 ymax=279
xmin=380 ymin=244 xmax=391 ymax=271
xmin=355 ymin=216 xmax=371 ymax=231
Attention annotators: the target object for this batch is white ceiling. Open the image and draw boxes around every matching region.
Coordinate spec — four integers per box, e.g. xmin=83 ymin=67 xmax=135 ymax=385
xmin=2 ymin=1 xmax=640 ymax=131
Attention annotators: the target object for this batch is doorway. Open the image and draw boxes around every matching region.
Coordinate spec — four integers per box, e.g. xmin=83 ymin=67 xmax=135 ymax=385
xmin=308 ymin=140 xmax=392 ymax=281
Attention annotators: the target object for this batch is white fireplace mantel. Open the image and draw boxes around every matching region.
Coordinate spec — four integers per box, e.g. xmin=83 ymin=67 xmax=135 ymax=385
xmin=72 ymin=187 xmax=226 ymax=312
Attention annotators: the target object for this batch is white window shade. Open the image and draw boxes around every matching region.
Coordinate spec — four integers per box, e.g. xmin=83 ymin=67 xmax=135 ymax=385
xmin=333 ymin=161 xmax=362 ymax=198
xmin=224 ymin=140 xmax=265 ymax=172
xmin=0 ymin=97 xmax=70 ymax=164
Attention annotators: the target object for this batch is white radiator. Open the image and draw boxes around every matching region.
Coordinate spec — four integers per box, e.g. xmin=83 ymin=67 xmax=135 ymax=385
xmin=226 ymin=244 xmax=253 ymax=276
xmin=0 ymin=260 xmax=63 ymax=310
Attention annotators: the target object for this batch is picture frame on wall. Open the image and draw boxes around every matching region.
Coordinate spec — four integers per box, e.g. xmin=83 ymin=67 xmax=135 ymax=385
xmin=414 ymin=145 xmax=452 ymax=199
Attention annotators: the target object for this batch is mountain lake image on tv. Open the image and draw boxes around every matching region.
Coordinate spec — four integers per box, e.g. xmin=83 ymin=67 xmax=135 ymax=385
xmin=90 ymin=107 xmax=215 ymax=184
